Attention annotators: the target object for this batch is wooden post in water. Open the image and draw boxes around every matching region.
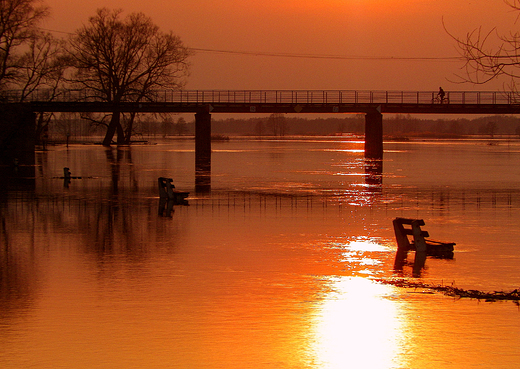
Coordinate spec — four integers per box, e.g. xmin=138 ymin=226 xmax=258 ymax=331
xmin=195 ymin=110 xmax=211 ymax=192
xmin=364 ymin=108 xmax=383 ymax=160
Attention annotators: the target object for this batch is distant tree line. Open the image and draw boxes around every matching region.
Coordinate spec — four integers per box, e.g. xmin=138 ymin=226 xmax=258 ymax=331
xmin=46 ymin=112 xmax=520 ymax=142
xmin=382 ymin=114 xmax=520 ymax=138
xmin=208 ymin=113 xmax=520 ymax=138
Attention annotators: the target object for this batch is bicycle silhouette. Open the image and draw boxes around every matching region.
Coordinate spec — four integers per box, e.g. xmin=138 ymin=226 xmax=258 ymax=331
xmin=432 ymin=95 xmax=449 ymax=104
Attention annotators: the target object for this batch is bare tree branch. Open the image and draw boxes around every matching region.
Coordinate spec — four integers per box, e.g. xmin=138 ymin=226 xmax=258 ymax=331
xmin=0 ymin=0 xmax=49 ymax=88
xmin=67 ymin=8 xmax=192 ymax=145
xmin=446 ymin=1 xmax=520 ymax=94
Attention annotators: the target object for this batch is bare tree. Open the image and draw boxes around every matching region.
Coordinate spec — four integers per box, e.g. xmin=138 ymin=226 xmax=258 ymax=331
xmin=68 ymin=8 xmax=192 ymax=146
xmin=267 ymin=113 xmax=288 ymax=136
xmin=0 ymin=1 xmax=67 ymax=146
xmin=0 ymin=0 xmax=49 ymax=90
xmin=20 ymin=31 xmax=68 ymax=144
xmin=448 ymin=0 xmax=520 ymax=95
xmin=16 ymin=31 xmax=67 ymax=100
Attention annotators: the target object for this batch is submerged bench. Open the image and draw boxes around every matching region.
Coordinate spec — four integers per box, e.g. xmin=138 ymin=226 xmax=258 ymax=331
xmin=158 ymin=177 xmax=189 ymax=204
xmin=393 ymin=217 xmax=455 ymax=276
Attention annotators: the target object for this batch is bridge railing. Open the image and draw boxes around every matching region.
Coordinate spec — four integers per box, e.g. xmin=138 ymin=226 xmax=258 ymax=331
xmin=153 ymin=90 xmax=518 ymax=105
xmin=1 ymin=89 xmax=517 ymax=105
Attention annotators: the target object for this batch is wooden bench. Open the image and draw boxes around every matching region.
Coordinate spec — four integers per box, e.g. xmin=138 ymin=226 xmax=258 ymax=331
xmin=158 ymin=177 xmax=189 ymax=204
xmin=393 ymin=217 xmax=455 ymax=276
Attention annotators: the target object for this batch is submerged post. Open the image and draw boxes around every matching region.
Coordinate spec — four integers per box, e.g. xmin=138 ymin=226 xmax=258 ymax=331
xmin=364 ymin=108 xmax=383 ymax=160
xmin=195 ymin=110 xmax=211 ymax=192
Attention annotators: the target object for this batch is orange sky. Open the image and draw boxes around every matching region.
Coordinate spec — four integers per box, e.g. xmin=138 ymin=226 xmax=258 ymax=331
xmin=43 ymin=0 xmax=516 ymax=92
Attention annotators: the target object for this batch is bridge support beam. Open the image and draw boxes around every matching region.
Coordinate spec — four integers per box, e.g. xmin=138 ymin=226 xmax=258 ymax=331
xmin=0 ymin=105 xmax=36 ymax=189
xmin=364 ymin=109 xmax=383 ymax=160
xmin=195 ymin=111 xmax=211 ymax=192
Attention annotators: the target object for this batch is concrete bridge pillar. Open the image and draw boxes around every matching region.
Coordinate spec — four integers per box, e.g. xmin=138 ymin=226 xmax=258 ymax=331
xmin=0 ymin=105 xmax=36 ymax=188
xmin=364 ymin=109 xmax=383 ymax=159
xmin=195 ymin=111 xmax=211 ymax=192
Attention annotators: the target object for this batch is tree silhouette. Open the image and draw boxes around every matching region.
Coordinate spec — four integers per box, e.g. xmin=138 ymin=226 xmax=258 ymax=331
xmin=68 ymin=8 xmax=191 ymax=145
xmin=0 ymin=0 xmax=67 ymax=146
xmin=448 ymin=0 xmax=520 ymax=96
xmin=267 ymin=113 xmax=288 ymax=136
xmin=0 ymin=0 xmax=49 ymax=89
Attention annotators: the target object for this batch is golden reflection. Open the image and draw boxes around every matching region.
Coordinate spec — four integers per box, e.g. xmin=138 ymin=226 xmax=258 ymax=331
xmin=311 ymin=276 xmax=406 ymax=369
xmin=336 ymin=238 xmax=396 ymax=277
xmin=347 ymin=239 xmax=389 ymax=252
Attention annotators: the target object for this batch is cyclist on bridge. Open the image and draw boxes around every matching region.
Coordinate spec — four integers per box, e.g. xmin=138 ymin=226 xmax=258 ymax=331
xmin=437 ymin=87 xmax=446 ymax=103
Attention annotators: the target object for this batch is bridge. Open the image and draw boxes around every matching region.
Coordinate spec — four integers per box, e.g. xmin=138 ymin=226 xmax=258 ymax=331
xmin=9 ymin=89 xmax=520 ymax=115
xmin=2 ymin=89 xmax=520 ymax=189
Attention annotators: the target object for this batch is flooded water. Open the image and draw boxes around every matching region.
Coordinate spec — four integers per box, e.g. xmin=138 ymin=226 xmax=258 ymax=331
xmin=1 ymin=137 xmax=520 ymax=368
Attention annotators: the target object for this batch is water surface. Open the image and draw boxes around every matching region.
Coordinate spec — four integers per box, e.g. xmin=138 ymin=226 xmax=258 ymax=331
xmin=1 ymin=138 xmax=519 ymax=368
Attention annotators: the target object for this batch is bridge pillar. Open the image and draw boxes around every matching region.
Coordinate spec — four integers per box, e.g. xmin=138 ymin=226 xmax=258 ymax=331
xmin=364 ymin=109 xmax=383 ymax=159
xmin=195 ymin=111 xmax=211 ymax=192
xmin=0 ymin=105 xmax=36 ymax=189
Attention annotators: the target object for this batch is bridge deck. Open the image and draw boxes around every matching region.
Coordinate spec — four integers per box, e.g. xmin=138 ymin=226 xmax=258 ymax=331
xmin=3 ymin=89 xmax=520 ymax=114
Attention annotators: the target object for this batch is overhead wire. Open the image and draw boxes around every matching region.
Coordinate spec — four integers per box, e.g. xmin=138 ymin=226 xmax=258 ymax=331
xmin=38 ymin=27 xmax=463 ymax=62
xmin=190 ymin=47 xmax=463 ymax=62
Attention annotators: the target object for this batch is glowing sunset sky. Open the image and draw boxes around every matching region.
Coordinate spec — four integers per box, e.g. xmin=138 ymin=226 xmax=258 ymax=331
xmin=43 ymin=0 xmax=516 ymax=91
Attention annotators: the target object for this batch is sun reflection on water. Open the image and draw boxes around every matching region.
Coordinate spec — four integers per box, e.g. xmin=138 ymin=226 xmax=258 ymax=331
xmin=334 ymin=238 xmax=394 ymax=276
xmin=311 ymin=277 xmax=406 ymax=367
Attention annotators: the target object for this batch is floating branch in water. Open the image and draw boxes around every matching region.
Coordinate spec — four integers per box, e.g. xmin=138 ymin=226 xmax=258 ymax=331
xmin=374 ymin=278 xmax=520 ymax=303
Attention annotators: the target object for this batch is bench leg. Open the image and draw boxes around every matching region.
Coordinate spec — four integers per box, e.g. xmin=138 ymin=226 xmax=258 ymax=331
xmin=393 ymin=219 xmax=411 ymax=271
xmin=411 ymin=220 xmax=427 ymax=277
